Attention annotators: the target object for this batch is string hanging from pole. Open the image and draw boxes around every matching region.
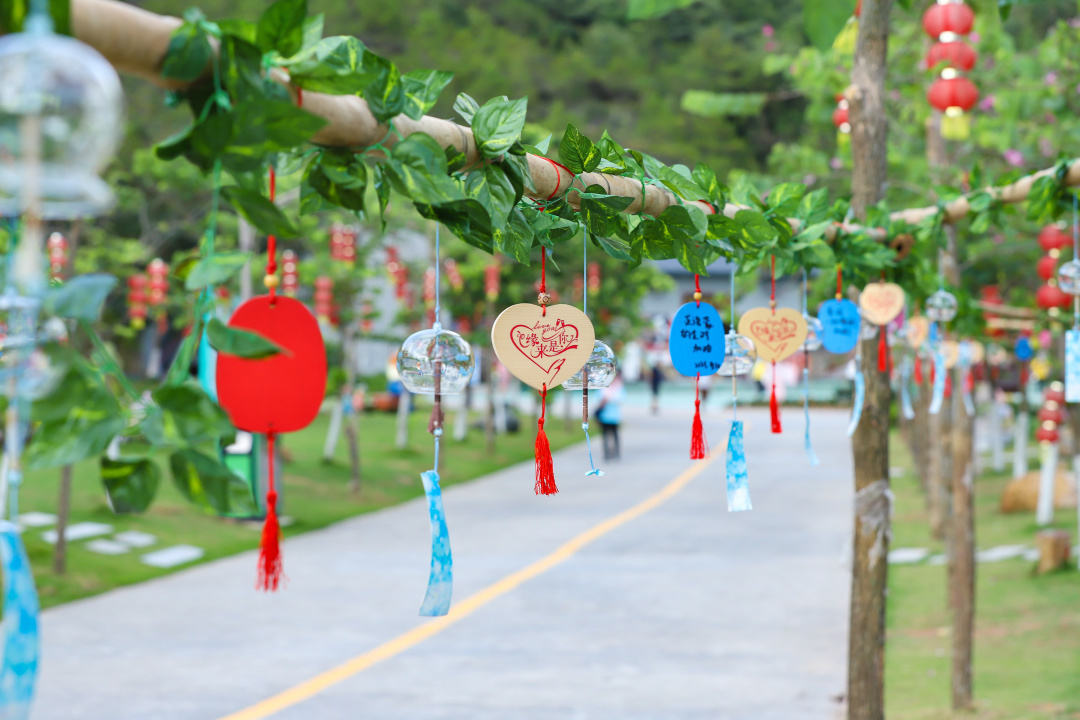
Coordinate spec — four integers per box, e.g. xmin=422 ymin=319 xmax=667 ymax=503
xmin=580 ymin=230 xmax=603 ymax=476
xmin=726 ymin=265 xmax=751 ymax=512
xmin=802 ymin=268 xmax=819 ymax=466
xmin=688 ymin=273 xmax=708 ymax=460
xmin=769 ymin=255 xmax=781 ymax=434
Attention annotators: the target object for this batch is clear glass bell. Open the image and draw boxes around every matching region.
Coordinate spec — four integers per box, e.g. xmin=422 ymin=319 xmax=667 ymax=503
xmin=562 ymin=340 xmax=617 ymax=390
xmin=0 ymin=292 xmax=58 ymax=400
xmin=1058 ymin=260 xmax=1080 ymax=296
xmin=925 ymin=289 xmax=958 ymax=323
xmin=0 ymin=16 xmax=125 ymax=218
xmin=803 ymin=313 xmax=823 ymax=352
xmin=396 ymin=328 xmax=474 ymax=395
xmin=718 ymin=333 xmax=756 ymax=376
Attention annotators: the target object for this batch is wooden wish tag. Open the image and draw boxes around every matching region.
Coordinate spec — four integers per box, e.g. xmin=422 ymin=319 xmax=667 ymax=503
xmin=859 ymin=282 xmax=906 ymax=326
xmin=491 ymin=303 xmax=595 ymax=391
xmin=905 ymin=316 xmax=930 ymax=349
xmin=737 ymin=308 xmax=808 ymax=362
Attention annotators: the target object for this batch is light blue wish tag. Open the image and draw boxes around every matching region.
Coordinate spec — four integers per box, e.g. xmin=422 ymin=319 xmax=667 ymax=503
xmin=668 ymin=302 xmax=725 ymax=377
xmin=819 ymin=298 xmax=861 ymax=355
xmin=0 ymin=521 xmax=38 ymax=720
xmin=1067 ymin=330 xmax=1080 ymax=403
xmin=1015 ymin=336 xmax=1033 ymax=361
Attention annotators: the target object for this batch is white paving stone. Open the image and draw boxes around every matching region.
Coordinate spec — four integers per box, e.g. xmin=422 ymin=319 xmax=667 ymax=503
xmin=113 ymin=531 xmax=157 ymax=549
xmin=976 ymin=545 xmax=1028 ymax=562
xmin=85 ymin=539 xmax=131 ymax=556
xmin=40 ymin=522 xmax=113 ymax=544
xmin=140 ymin=545 xmax=205 ymax=569
xmin=18 ymin=512 xmax=57 ymax=528
xmin=888 ymin=547 xmax=930 ymax=564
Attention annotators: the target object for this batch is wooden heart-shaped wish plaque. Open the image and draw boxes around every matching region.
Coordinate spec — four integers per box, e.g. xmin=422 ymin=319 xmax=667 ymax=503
xmin=905 ymin=316 xmax=930 ymax=349
xmin=737 ymin=308 xmax=808 ymax=362
xmin=859 ymin=282 xmax=905 ymax=326
xmin=492 ymin=304 xmax=595 ymax=391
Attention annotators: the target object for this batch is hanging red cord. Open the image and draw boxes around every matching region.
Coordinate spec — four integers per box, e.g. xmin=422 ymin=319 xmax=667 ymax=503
xmin=265 ymin=167 xmax=279 ymax=306
xmin=534 ymin=385 xmax=557 ymax=495
xmin=539 ymin=251 xmax=547 ymax=316
xmin=914 ymin=355 xmax=924 ymax=385
xmin=690 ymin=373 xmax=707 ymax=459
xmin=878 ymin=326 xmax=888 ymax=373
xmin=769 ymin=255 xmax=781 ymax=434
xmin=257 ymin=432 xmax=283 ymax=591
xmin=836 ymin=265 xmax=843 ymax=300
xmin=694 ymin=274 xmax=702 ymax=307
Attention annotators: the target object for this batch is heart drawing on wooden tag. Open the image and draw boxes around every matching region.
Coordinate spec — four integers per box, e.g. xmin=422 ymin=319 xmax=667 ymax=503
xmin=492 ymin=303 xmax=595 ymax=391
xmin=737 ymin=307 xmax=808 ymax=362
xmin=859 ymin=282 xmax=905 ymax=326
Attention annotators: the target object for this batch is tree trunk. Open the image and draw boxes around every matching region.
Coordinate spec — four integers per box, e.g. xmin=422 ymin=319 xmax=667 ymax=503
xmin=949 ymin=366 xmax=975 ymax=710
xmin=343 ymin=413 xmax=361 ymax=494
xmin=53 ymin=464 xmax=73 ymax=575
xmin=928 ymin=397 xmax=953 ymax=540
xmin=846 ymin=2 xmax=892 ymax=718
xmin=912 ymin=372 xmax=932 ymax=494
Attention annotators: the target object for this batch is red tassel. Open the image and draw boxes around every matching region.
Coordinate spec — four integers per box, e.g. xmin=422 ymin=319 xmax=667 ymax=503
xmin=534 ymin=387 xmax=557 ymax=495
xmin=877 ymin=326 xmax=887 ymax=373
xmin=257 ymin=433 xmax=284 ymax=591
xmin=914 ymin=356 xmax=923 ymax=385
xmin=690 ymin=374 xmax=708 ymax=459
xmin=944 ymin=373 xmax=953 ymax=399
xmin=770 ymin=364 xmax=781 ymax=434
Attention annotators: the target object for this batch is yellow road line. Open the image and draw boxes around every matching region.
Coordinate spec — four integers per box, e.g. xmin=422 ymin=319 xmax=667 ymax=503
xmin=218 ymin=453 xmax=719 ymax=720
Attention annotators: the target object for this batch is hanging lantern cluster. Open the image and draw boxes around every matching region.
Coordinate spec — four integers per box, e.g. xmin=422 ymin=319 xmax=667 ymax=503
xmin=329 ymin=223 xmax=356 ymax=264
xmin=46 ymin=232 xmax=67 ymax=284
xmin=385 ymin=247 xmax=409 ymax=300
xmin=127 ymin=273 xmax=148 ymax=329
xmin=1036 ymin=384 xmax=1066 ymax=443
xmin=314 ymin=276 xmax=333 ymax=323
xmin=1036 ymin=224 xmax=1072 ymax=313
xmin=444 ymin=258 xmax=463 ymax=291
xmin=587 ymin=261 xmax=601 ymax=294
xmin=147 ymin=259 xmax=169 ymax=333
xmin=423 ymin=267 xmax=437 ymax=326
xmin=360 ymin=300 xmax=374 ymax=334
xmin=923 ymin=1 xmax=978 ymax=140
xmin=281 ymin=249 xmax=299 ymax=297
xmin=485 ymin=263 xmax=500 ymax=301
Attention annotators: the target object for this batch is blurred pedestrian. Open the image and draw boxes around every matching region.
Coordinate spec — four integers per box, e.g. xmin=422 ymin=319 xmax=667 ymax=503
xmin=596 ymin=371 xmax=625 ymax=460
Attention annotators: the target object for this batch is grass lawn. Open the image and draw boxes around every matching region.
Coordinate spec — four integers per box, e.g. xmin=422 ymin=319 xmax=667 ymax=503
xmin=21 ymin=402 xmax=580 ymax=609
xmin=886 ymin=438 xmax=1080 ymax=720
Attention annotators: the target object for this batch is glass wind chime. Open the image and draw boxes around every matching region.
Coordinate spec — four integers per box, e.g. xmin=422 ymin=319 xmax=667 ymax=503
xmin=720 ymin=268 xmax=756 ymax=512
xmin=561 ymin=231 xmax=616 ymax=475
xmin=0 ymin=1 xmax=125 ymax=715
xmin=396 ymin=225 xmax=474 ymax=616
xmin=925 ymin=264 xmax=959 ymax=416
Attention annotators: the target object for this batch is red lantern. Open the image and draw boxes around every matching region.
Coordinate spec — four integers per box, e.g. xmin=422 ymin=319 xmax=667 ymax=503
xmin=444 ymin=258 xmax=463 ymax=290
xmin=1038 ymin=405 xmax=1063 ymax=425
xmin=330 ymin=223 xmax=357 ymax=264
xmin=1035 ymin=425 xmax=1060 ymax=444
xmin=923 ymin=2 xmax=975 ymax=39
xmin=925 ymin=41 xmax=977 ymax=72
xmin=1045 ymin=386 xmax=1066 ymax=404
xmin=1038 ymin=225 xmax=1071 ymax=252
xmin=1036 ymin=283 xmax=1069 ymax=310
xmin=833 ymin=98 xmax=850 ymax=133
xmin=1037 ymin=255 xmax=1058 ymax=280
xmin=147 ymin=258 xmax=169 ymax=308
xmin=927 ymin=77 xmax=979 ymax=112
xmin=588 ymin=261 xmax=601 ymax=293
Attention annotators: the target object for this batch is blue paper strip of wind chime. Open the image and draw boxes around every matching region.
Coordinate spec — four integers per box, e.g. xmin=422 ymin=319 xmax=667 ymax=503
xmin=900 ymin=355 xmax=916 ymax=420
xmin=928 ymin=323 xmax=947 ymax=415
xmin=1061 ymin=195 xmax=1080 ymax=402
xmin=395 ymin=225 xmax=475 ymax=617
xmin=801 ymin=269 xmax=820 ymax=466
xmin=959 ymin=341 xmax=975 ymax=417
xmin=720 ymin=268 xmax=752 ymax=511
xmin=669 ymin=275 xmax=725 ymax=459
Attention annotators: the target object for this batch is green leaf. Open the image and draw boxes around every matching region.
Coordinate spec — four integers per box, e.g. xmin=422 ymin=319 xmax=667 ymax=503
xmin=362 ymin=50 xmax=405 ymax=123
xmin=162 ymin=21 xmax=212 ymax=82
xmin=578 ymin=185 xmax=634 ymax=238
xmin=415 ymin=199 xmax=493 ymax=253
xmin=206 ymin=318 xmax=287 ymax=359
xmin=44 ymin=274 xmax=116 ymax=321
xmin=256 ymin=0 xmax=307 ymax=58
xmin=734 ymin=209 xmax=779 ymax=244
xmin=0 ymin=0 xmax=70 ymax=34
xmin=228 ymin=99 xmax=328 ymax=157
xmin=453 ymin=93 xmax=480 ymax=124
xmin=493 ymin=208 xmax=535 ymax=264
xmin=101 ymin=457 xmax=162 ymax=514
xmin=559 ymin=123 xmax=601 ymax=174
xmin=681 ymin=91 xmax=767 ymax=118
xmin=217 ymin=19 xmax=258 ymax=44
xmin=282 ymin=36 xmax=371 ymax=94
xmin=169 ymin=449 xmax=251 ymax=515
xmin=472 ymin=97 xmax=528 ymax=159
xmin=27 ymin=413 xmax=126 ymax=470
xmin=803 ymin=0 xmax=853 ymax=51
xmin=691 ymin=165 xmax=727 ymax=207
xmin=626 ymin=0 xmax=695 ymax=20
xmin=655 ymin=165 xmax=708 ymax=201
xmin=184 ymin=252 xmax=250 ymax=290
xmin=401 ymin=69 xmax=455 ymax=121
xmin=301 ymin=13 xmax=324 ymax=49
xmin=149 ymin=383 xmax=235 ymax=448
xmin=797 ymin=188 xmax=830 ymax=225
xmin=767 ymin=182 xmax=806 ymax=215
xmin=222 ymin=186 xmax=299 ymax=238
xmin=385 ymin=134 xmax=464 ymax=206
xmin=303 ymin=149 xmax=368 ymax=212
xmin=464 ymin=166 xmax=517 ymax=231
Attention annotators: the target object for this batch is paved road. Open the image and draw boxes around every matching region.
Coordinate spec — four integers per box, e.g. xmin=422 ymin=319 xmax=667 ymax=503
xmin=36 ymin=407 xmax=852 ymax=720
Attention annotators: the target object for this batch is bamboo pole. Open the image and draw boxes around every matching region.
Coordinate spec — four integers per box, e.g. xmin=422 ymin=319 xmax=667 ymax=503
xmin=57 ymin=0 xmax=1080 ymax=240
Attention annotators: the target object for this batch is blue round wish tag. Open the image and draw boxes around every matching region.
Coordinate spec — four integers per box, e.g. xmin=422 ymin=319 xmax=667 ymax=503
xmin=819 ymin=298 xmax=861 ymax=355
xmin=669 ymin=302 xmax=725 ymax=377
xmin=1015 ymin=336 xmax=1033 ymax=361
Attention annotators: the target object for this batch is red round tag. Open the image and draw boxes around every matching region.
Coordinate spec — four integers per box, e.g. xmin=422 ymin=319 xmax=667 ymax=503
xmin=216 ymin=295 xmax=327 ymax=434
